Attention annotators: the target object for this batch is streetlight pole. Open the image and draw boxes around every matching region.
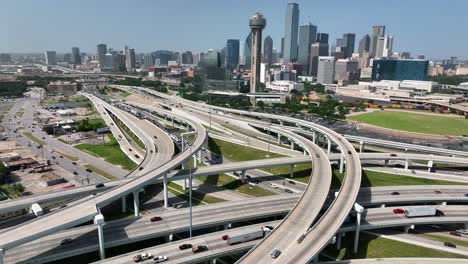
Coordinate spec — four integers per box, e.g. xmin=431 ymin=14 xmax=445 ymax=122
xmin=189 ymin=144 xmax=193 ymax=238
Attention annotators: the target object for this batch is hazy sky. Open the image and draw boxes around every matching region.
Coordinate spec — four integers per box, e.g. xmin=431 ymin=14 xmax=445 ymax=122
xmin=1 ymin=0 xmax=467 ymax=59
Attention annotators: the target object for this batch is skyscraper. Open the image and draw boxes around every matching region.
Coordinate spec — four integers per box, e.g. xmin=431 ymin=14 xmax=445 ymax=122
xmin=126 ymin=48 xmax=136 ymax=69
xmin=71 ymin=47 xmax=81 ymax=65
xmin=298 ymin=23 xmax=317 ymax=75
xmin=317 ymin=56 xmax=335 ymax=84
xmin=97 ymin=44 xmax=107 ymax=67
xmin=309 ymin=42 xmax=329 ymax=76
xmin=316 ymin=33 xmax=329 ymax=44
xmin=369 ymin=25 xmax=385 ymax=58
xmin=358 ymin=35 xmax=370 ymax=55
xmin=143 ymin=54 xmax=155 ymax=68
xmin=45 ymin=51 xmax=57 ymax=65
xmin=226 ymin=39 xmax=240 ymax=70
xmin=249 ymin=12 xmax=266 ymax=106
xmin=263 ymin=35 xmax=273 ymax=65
xmin=280 ymin=37 xmax=285 ymax=59
xmin=376 ymin=35 xmax=394 ymax=58
xmin=342 ymin=33 xmax=355 ymax=58
xmin=283 ymin=3 xmax=299 ymax=63
xmin=244 ymin=32 xmax=252 ymax=69
xmin=181 ymin=51 xmax=194 ymax=64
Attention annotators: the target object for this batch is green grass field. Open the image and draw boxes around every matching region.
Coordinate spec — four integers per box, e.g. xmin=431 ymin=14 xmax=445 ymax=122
xmin=198 ymin=174 xmax=274 ymax=197
xmin=323 ymin=233 xmax=467 ymax=260
xmin=420 ymin=233 xmax=468 ymax=248
xmin=84 ymin=164 xmax=117 ymax=180
xmin=348 ymin=111 xmax=468 ymax=136
xmin=168 ymin=182 xmax=225 ymax=204
xmin=76 ymin=134 xmax=138 ymax=171
xmin=211 ymin=138 xmax=284 ymax=161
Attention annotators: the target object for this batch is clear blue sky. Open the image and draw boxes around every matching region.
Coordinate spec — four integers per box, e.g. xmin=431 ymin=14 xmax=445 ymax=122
xmin=1 ymin=0 xmax=466 ymax=59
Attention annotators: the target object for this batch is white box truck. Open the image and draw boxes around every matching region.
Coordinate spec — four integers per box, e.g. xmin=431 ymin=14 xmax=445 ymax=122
xmin=223 ymin=226 xmax=273 ymax=245
xmin=404 ymin=207 xmax=437 ymax=218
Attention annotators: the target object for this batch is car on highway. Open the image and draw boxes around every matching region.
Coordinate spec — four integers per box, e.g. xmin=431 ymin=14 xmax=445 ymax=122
xmin=133 ymin=252 xmax=152 ymax=262
xmin=391 ymin=191 xmax=400 ymax=195
xmin=150 ymin=216 xmax=162 ymax=222
xmin=139 ymin=167 xmax=144 ymax=170
xmin=95 ymin=183 xmax=105 ymax=188
xmin=178 ymin=244 xmax=192 ymax=250
xmin=288 ymin=180 xmax=295 ymax=185
xmin=464 ymin=194 xmax=468 ymax=198
xmin=271 ymin=249 xmax=281 ymax=259
xmin=135 ymin=154 xmax=140 ymax=158
xmin=457 ymin=229 xmax=468 ymax=235
xmin=73 ymin=171 xmax=78 ymax=175
xmin=390 ymin=153 xmax=398 ymax=157
xmin=434 ymin=190 xmax=442 ymax=194
xmin=59 ymin=155 xmax=63 ymax=158
xmin=393 ymin=208 xmax=405 ymax=214
xmin=86 ymin=168 xmax=93 ymax=173
xmin=153 ymin=256 xmax=168 ymax=263
xmin=72 ymin=162 xmax=77 ymax=165
xmin=444 ymin=242 xmax=456 ymax=248
xmin=450 ymin=231 xmax=462 ymax=237
xmin=192 ymin=245 xmax=208 ymax=253
xmin=60 ymin=238 xmax=73 ymax=245
xmin=435 ymin=209 xmax=445 ymax=216
xmin=284 ymin=188 xmax=293 ymax=194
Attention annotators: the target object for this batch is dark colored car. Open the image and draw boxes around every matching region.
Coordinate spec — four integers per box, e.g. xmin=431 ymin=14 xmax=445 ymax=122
xmin=95 ymin=183 xmax=105 ymax=188
xmin=436 ymin=210 xmax=445 ymax=217
xmin=391 ymin=191 xmax=400 ymax=195
xmin=86 ymin=168 xmax=93 ymax=173
xmin=179 ymin=244 xmax=192 ymax=250
xmin=444 ymin=242 xmax=456 ymax=248
xmin=450 ymin=231 xmax=462 ymax=237
xmin=271 ymin=249 xmax=281 ymax=259
xmin=60 ymin=238 xmax=73 ymax=245
xmin=434 ymin=190 xmax=442 ymax=194
xmin=150 ymin=216 xmax=162 ymax=222
xmin=390 ymin=153 xmax=398 ymax=157
xmin=139 ymin=167 xmax=144 ymax=170
xmin=72 ymin=162 xmax=77 ymax=165
xmin=192 ymin=245 xmax=208 ymax=253
xmin=73 ymin=171 xmax=78 ymax=175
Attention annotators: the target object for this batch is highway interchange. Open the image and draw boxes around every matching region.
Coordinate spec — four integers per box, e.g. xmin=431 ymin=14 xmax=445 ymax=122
xmin=0 ymin=82 xmax=468 ymax=264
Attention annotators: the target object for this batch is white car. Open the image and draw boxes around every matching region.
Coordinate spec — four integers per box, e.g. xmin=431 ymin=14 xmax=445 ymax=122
xmin=457 ymin=229 xmax=468 ymax=235
xmin=154 ymin=256 xmax=168 ymax=263
xmin=133 ymin=252 xmax=152 ymax=262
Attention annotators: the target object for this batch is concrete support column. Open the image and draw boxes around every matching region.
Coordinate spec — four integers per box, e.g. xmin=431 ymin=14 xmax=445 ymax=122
xmin=212 ymin=258 xmax=217 ymax=264
xmin=303 ymin=149 xmax=307 ymax=156
xmin=290 ymin=141 xmax=294 ymax=150
xmin=163 ymin=174 xmax=169 ymax=208
xmin=193 ymin=154 xmax=198 ymax=168
xmin=181 ymin=139 xmax=185 ymax=152
xmin=403 ymin=225 xmax=415 ymax=233
xmin=168 ymin=234 xmax=174 ymax=242
xmin=384 ymin=160 xmax=389 ymax=167
xmin=224 ymin=223 xmax=232 ymax=230
xmin=427 ymin=160 xmax=433 ymax=173
xmin=312 ymin=131 xmax=316 ymax=144
xmin=339 ymin=152 xmax=345 ymax=174
xmin=359 ymin=141 xmax=364 ymax=153
xmin=241 ymin=170 xmax=246 ymax=183
xmin=336 ymin=233 xmax=343 ymax=249
xmin=133 ymin=191 xmax=140 ymax=217
xmin=380 ymin=204 xmax=386 ymax=208
xmin=404 ymin=158 xmax=409 ymax=170
xmin=121 ymin=196 xmax=126 ymax=213
xmin=290 ymin=164 xmax=295 ymax=178
xmin=171 ymin=117 xmax=174 ymax=127
xmin=327 ymin=137 xmax=332 ymax=154
xmin=94 ymin=214 xmax=105 ymax=260
xmin=439 ymin=201 xmax=447 ymax=206
xmin=198 ymin=150 xmax=202 ymax=162
xmin=0 ymin=248 xmax=3 ymax=264
xmin=277 ymin=133 xmax=281 ymax=144
xmin=354 ymin=204 xmax=364 ymax=254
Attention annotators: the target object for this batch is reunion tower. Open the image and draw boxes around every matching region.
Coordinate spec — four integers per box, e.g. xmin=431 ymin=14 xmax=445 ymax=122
xmin=249 ymin=12 xmax=266 ymax=106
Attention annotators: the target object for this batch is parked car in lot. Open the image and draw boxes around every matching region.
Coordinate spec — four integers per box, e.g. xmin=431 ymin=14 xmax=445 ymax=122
xmin=192 ymin=245 xmax=208 ymax=253
xmin=133 ymin=252 xmax=152 ymax=262
xmin=150 ymin=216 xmax=162 ymax=222
xmin=178 ymin=244 xmax=192 ymax=250
xmin=153 ymin=256 xmax=168 ymax=263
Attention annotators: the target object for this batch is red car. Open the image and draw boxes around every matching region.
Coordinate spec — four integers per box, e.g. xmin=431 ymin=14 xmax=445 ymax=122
xmin=150 ymin=216 xmax=162 ymax=222
xmin=450 ymin=231 xmax=462 ymax=237
xmin=393 ymin=208 xmax=405 ymax=214
xmin=390 ymin=154 xmax=398 ymax=157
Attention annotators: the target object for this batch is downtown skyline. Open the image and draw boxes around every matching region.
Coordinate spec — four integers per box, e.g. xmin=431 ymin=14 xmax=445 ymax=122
xmin=1 ymin=0 xmax=467 ymax=60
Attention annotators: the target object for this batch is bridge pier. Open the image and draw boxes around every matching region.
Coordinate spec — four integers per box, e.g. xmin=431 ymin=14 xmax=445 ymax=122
xmin=380 ymin=204 xmax=386 ymax=208
xmin=327 ymin=137 xmax=331 ymax=154
xmin=133 ymin=191 xmax=140 ymax=217
xmin=339 ymin=152 xmax=345 ymax=174
xmin=359 ymin=141 xmax=364 ymax=153
xmin=279 ymin=120 xmax=283 ymax=126
xmin=290 ymin=141 xmax=295 ymax=150
xmin=312 ymin=131 xmax=316 ymax=144
xmin=94 ymin=214 xmax=105 ymax=260
xmin=353 ymin=203 xmax=364 ymax=254
xmin=403 ymin=225 xmax=415 ymax=233
xmin=336 ymin=232 xmax=344 ymax=249
xmin=404 ymin=158 xmax=409 ymax=170
xmin=163 ymin=174 xmax=169 ymax=208
xmin=198 ymin=150 xmax=202 ymax=162
xmin=193 ymin=154 xmax=198 ymax=168
xmin=277 ymin=133 xmax=281 ymax=145
xmin=290 ymin=164 xmax=295 ymax=178
xmin=167 ymin=234 xmax=174 ymax=242
xmin=224 ymin=223 xmax=232 ymax=230
xmin=241 ymin=170 xmax=246 ymax=183
xmin=121 ymin=196 xmax=127 ymax=213
xmin=439 ymin=201 xmax=447 ymax=206
xmin=0 ymin=248 xmax=3 ymax=264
